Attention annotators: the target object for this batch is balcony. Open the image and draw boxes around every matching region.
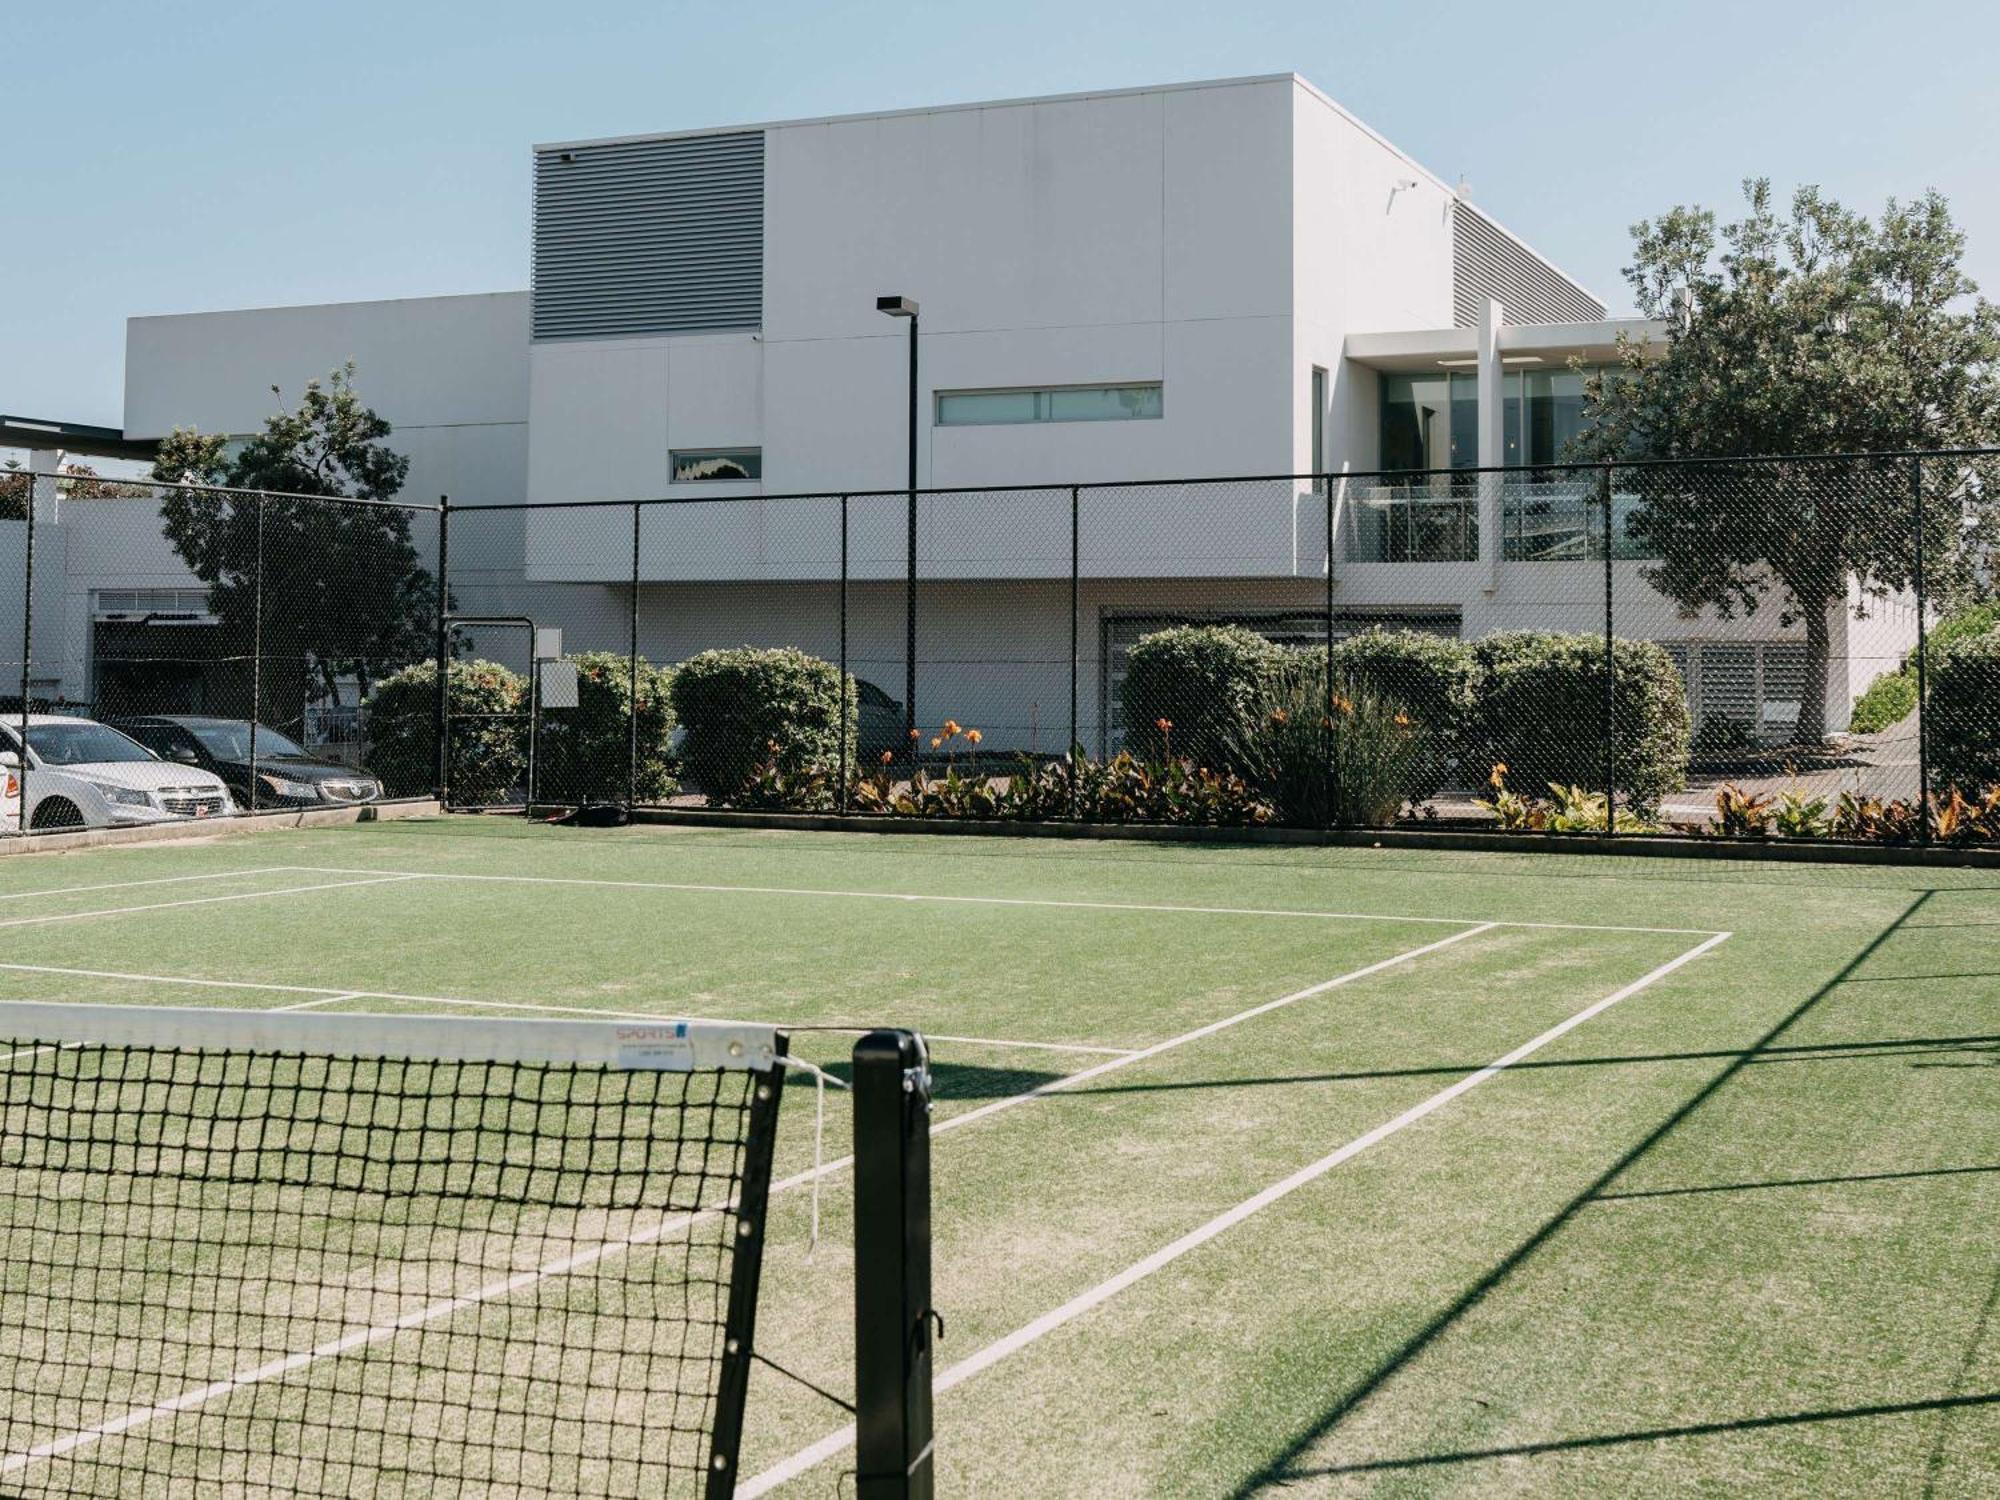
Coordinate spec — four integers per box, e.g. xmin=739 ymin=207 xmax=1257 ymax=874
xmin=1341 ymin=484 xmax=1478 ymax=564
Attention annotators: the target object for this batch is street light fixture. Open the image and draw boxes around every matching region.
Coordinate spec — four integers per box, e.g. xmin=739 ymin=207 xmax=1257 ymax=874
xmin=877 ymin=295 xmax=920 ymax=757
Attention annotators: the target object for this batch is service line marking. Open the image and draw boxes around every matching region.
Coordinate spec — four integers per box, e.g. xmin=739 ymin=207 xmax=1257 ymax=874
xmin=739 ymin=929 xmax=1734 ymax=1497
xmin=0 ymin=868 xmax=298 ymax=903
xmin=0 ymin=921 xmax=1503 ymax=1478
xmin=0 ymin=963 xmax=1134 ymax=1059
xmin=0 ymin=875 xmax=422 ymax=932
xmin=272 ymin=865 xmax=1726 ymax=938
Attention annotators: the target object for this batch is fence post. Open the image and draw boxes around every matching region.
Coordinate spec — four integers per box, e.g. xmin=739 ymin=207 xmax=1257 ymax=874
xmin=15 ymin=472 xmax=35 ymax=835
xmin=433 ymin=495 xmax=450 ymax=807
xmin=1323 ymin=471 xmax=1336 ymax=834
xmin=1069 ymin=485 xmax=1080 ymax=820
xmin=247 ymin=494 xmax=265 ymax=814
xmin=1912 ymin=456 xmax=1931 ymax=843
xmin=1601 ymin=463 xmax=1616 ymax=837
xmin=628 ymin=501 xmax=642 ymax=812
xmin=839 ymin=495 xmax=850 ymax=815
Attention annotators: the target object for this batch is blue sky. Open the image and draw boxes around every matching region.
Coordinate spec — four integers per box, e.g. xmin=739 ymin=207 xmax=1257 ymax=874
xmin=6 ymin=0 xmax=1995 ymax=427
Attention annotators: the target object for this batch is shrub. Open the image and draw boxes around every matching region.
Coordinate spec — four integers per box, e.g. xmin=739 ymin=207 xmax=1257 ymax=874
xmin=1327 ymin=629 xmax=1476 ymax=799
xmin=1227 ymin=660 xmax=1426 ymax=828
xmin=534 ymin=651 xmax=677 ymax=805
xmin=670 ymin=646 xmax=856 ymax=806
xmin=1120 ymin=625 xmax=1283 ymax=772
xmin=1468 ymin=632 xmax=1690 ymax=814
xmin=1847 ymin=669 xmax=1917 ymax=734
xmin=363 ymin=658 xmax=525 ymax=803
xmin=1925 ymin=626 xmax=2000 ymax=793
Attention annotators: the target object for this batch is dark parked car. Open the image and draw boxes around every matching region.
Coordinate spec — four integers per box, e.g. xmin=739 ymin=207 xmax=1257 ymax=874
xmin=855 ymin=679 xmax=904 ymax=759
xmin=110 ymin=716 xmax=383 ymax=810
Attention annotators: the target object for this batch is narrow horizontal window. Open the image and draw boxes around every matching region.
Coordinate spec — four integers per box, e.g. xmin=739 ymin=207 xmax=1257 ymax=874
xmin=935 ymin=383 xmax=1162 ymax=427
xmin=669 ymin=447 xmax=761 ymax=482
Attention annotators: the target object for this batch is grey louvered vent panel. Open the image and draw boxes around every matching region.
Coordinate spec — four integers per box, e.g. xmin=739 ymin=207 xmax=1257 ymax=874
xmin=533 ymin=132 xmax=764 ymax=341
xmin=1452 ymin=204 xmax=1605 ymax=328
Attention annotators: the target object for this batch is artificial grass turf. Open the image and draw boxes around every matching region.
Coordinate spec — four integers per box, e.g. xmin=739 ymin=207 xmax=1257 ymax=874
xmin=0 ymin=816 xmax=1992 ymax=1496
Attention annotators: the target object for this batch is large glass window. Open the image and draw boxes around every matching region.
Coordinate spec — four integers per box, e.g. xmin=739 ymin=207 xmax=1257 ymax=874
xmin=670 ymin=448 xmax=761 ymax=482
xmin=1382 ymin=367 xmax=1603 ymax=472
xmin=935 ymin=383 xmax=1162 ymax=427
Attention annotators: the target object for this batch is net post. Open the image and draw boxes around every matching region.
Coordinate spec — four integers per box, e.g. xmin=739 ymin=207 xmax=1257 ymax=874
xmin=853 ymin=1028 xmax=935 ymax=1500
xmin=705 ymin=1035 xmax=790 ymax=1499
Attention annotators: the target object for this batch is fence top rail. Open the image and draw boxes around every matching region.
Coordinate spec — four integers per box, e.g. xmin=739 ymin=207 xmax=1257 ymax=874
xmin=26 ymin=473 xmax=443 ymax=513
xmin=441 ymin=446 xmax=2000 ymax=514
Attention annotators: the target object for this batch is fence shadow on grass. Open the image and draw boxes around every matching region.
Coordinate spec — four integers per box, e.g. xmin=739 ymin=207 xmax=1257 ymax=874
xmin=1274 ymin=1391 xmax=2000 ymax=1480
xmin=1227 ymin=890 xmax=1938 ymax=1497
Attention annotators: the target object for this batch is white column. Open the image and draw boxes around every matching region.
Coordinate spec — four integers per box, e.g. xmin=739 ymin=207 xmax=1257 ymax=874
xmin=27 ymin=446 xmax=63 ymax=526
xmin=1477 ymin=297 xmax=1503 ymax=592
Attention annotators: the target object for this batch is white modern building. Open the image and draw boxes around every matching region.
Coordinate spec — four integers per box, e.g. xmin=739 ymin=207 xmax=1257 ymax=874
xmin=12 ymin=74 xmax=1912 ymax=759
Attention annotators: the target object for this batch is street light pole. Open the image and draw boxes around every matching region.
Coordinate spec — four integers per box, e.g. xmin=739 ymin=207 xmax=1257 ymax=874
xmin=877 ymin=295 xmax=921 ymax=757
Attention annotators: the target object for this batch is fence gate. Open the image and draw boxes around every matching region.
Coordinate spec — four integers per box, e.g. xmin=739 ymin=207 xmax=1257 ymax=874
xmin=440 ymin=616 xmax=538 ymax=812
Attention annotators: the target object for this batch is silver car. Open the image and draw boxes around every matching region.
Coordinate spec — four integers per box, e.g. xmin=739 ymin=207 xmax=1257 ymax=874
xmin=0 ymin=715 xmax=235 ymax=832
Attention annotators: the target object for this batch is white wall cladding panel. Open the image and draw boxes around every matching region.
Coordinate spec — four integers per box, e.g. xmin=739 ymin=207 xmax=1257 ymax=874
xmin=532 ymin=132 xmax=764 ymax=340
xmin=1452 ymin=204 xmax=1603 ymax=327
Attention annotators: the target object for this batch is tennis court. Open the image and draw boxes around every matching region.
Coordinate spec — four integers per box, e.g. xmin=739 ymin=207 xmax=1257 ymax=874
xmin=0 ymin=817 xmax=1994 ymax=1497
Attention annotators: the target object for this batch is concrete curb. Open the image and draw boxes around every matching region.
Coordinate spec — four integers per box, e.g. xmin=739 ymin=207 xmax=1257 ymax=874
xmin=0 ymin=799 xmax=442 ymax=856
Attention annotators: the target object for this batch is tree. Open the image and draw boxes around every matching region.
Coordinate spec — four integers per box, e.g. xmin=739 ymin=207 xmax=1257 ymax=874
xmin=149 ymin=364 xmax=440 ymax=711
xmin=0 ymin=460 xmax=137 ymax=521
xmin=1576 ymin=180 xmax=2000 ymax=742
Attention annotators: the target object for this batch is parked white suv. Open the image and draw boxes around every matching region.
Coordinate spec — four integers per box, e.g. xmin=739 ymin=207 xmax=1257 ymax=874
xmin=0 ymin=715 xmax=236 ymax=832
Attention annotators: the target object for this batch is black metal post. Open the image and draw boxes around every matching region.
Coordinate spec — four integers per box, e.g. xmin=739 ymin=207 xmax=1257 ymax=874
xmin=628 ymin=501 xmax=641 ymax=811
xmin=1601 ymin=464 xmax=1616 ymax=836
xmin=433 ymin=495 xmax=451 ymax=807
xmin=904 ymin=314 xmax=919 ymax=759
xmin=1069 ymin=485 xmax=1080 ymax=820
xmin=247 ymin=494 xmax=265 ymax=815
xmin=853 ymin=1029 xmax=935 ymax=1500
xmin=1912 ymin=457 xmax=1932 ymax=842
xmin=839 ymin=494 xmax=851 ymax=814
xmin=704 ymin=1040 xmax=789 ymax=1500
xmin=16 ymin=471 xmax=35 ymax=835
xmin=1324 ymin=472 xmax=1336 ymax=833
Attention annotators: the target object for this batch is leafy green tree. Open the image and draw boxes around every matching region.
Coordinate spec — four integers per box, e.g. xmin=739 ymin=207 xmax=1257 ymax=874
xmin=149 ymin=364 xmax=439 ymax=711
xmin=1 ymin=460 xmax=135 ymax=521
xmin=1577 ymin=181 xmax=2000 ymax=741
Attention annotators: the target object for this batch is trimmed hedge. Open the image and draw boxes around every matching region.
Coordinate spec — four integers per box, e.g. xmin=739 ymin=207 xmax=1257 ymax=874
xmin=1468 ymin=631 xmax=1690 ymax=813
xmin=363 ymin=658 xmax=524 ymax=803
xmin=670 ymin=646 xmax=856 ymax=805
xmin=535 ymin=651 xmax=677 ymax=804
xmin=1327 ymin=629 xmax=1475 ymax=799
xmin=1926 ymin=626 xmax=2000 ymax=793
xmin=1120 ymin=625 xmax=1283 ymax=772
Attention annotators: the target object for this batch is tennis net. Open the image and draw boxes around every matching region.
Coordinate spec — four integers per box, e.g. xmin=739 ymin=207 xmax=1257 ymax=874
xmin=0 ymin=1003 xmax=787 ymax=1499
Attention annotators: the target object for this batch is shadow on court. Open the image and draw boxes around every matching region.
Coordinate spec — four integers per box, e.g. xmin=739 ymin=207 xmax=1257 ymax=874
xmin=814 ymin=1057 xmax=1063 ymax=1101
xmin=1229 ymin=891 xmax=1946 ymax=1497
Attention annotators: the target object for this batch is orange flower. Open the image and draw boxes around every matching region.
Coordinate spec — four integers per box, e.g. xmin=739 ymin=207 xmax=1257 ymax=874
xmin=1270 ymin=708 xmax=1288 ymax=725
xmin=1394 ymin=712 xmax=1411 ymax=727
xmin=942 ymin=719 xmax=961 ymax=738
xmin=880 ymin=750 xmax=894 ymax=765
xmin=1154 ymin=717 xmax=1173 ymax=734
xmin=929 ymin=736 xmax=942 ymax=749
xmin=965 ymin=729 xmax=982 ymax=745
xmin=1331 ymin=694 xmax=1353 ymax=716
xmin=908 ymin=727 xmax=920 ymax=740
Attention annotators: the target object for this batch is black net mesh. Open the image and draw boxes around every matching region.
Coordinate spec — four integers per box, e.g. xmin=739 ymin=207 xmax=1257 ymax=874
xmin=0 ymin=1034 xmax=771 ymax=1497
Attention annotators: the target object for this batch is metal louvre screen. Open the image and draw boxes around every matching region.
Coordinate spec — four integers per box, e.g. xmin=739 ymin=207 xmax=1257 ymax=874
xmin=533 ymin=132 xmax=765 ymax=341
xmin=0 ymin=1006 xmax=785 ymax=1499
xmin=1452 ymin=203 xmax=1605 ymax=327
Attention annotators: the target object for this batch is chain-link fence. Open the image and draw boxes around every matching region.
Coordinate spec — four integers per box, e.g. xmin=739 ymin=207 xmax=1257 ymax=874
xmin=4 ymin=451 xmax=1996 ymax=845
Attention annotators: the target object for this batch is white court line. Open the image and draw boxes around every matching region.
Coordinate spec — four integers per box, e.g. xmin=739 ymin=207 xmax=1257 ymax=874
xmin=0 ymin=875 xmax=422 ymax=931
xmin=0 ymin=964 xmax=1135 ymax=1059
xmin=0 ymin=922 xmax=1500 ymax=1478
xmin=272 ymin=865 xmax=1725 ymax=938
xmin=0 ymin=868 xmax=297 ymax=903
xmin=739 ymin=928 xmax=1735 ymax=1497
